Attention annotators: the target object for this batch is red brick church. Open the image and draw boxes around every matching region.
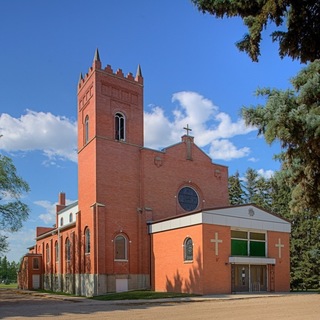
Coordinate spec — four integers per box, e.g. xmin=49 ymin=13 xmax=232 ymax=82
xmin=18 ymin=50 xmax=291 ymax=296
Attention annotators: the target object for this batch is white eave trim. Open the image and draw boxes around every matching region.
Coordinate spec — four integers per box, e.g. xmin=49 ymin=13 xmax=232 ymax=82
xmin=149 ymin=209 xmax=291 ymax=234
xmin=229 ymin=256 xmax=276 ymax=265
xmin=36 ymin=222 xmax=76 ymax=240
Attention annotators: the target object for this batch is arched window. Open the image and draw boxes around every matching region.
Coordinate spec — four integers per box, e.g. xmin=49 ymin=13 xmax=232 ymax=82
xmin=85 ymin=228 xmax=91 ymax=254
xmin=65 ymin=238 xmax=71 ymax=261
xmin=69 ymin=213 xmax=73 ymax=223
xmin=85 ymin=115 xmax=89 ymax=144
xmin=46 ymin=243 xmax=50 ymax=263
xmin=184 ymin=237 xmax=193 ymax=261
xmin=114 ymin=235 xmax=127 ymax=260
xmin=55 ymin=241 xmax=59 ymax=262
xmin=115 ymin=113 xmax=125 ymax=141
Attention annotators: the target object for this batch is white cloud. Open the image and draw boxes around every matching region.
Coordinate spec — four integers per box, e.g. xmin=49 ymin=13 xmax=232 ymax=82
xmin=0 ymin=91 xmax=256 ymax=164
xmin=3 ymin=198 xmax=77 ymax=261
xmin=144 ymin=91 xmax=256 ymax=161
xmin=35 ymin=198 xmax=76 ymax=224
xmin=35 ymin=200 xmax=57 ymax=224
xmin=144 ymin=106 xmax=174 ymax=149
xmin=172 ymin=91 xmax=217 ymax=124
xmin=240 ymin=169 xmax=275 ymax=182
xmin=209 ymin=139 xmax=250 ymax=160
xmin=4 ymin=228 xmax=36 ymax=262
xmin=0 ymin=110 xmax=77 ymax=163
xmin=257 ymin=169 xmax=274 ymax=179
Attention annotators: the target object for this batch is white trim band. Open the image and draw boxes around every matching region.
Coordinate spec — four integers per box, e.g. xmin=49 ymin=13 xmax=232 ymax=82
xmin=229 ymin=256 xmax=276 ymax=265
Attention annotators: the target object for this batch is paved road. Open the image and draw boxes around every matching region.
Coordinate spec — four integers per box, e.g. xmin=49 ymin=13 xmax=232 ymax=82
xmin=0 ymin=289 xmax=319 ymax=319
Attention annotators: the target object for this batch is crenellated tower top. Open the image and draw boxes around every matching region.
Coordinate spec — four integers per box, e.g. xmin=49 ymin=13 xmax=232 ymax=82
xmin=77 ymin=48 xmax=144 ymax=149
xmin=78 ymin=49 xmax=143 ymax=91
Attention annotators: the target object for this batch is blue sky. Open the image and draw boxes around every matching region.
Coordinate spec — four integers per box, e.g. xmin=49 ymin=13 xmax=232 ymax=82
xmin=0 ymin=0 xmax=302 ymax=262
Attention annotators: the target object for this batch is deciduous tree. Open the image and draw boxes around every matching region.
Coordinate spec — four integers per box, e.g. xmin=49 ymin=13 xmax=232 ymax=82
xmin=0 ymin=155 xmax=30 ymax=254
xmin=0 ymin=256 xmax=20 ymax=283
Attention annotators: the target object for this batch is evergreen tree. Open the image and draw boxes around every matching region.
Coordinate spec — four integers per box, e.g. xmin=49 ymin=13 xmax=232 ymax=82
xmin=290 ymin=212 xmax=320 ymax=289
xmin=228 ymin=169 xmax=320 ymax=289
xmin=269 ymin=171 xmax=291 ymax=219
xmin=254 ymin=175 xmax=272 ymax=210
xmin=244 ymin=168 xmax=259 ymax=203
xmin=0 ymin=155 xmax=30 ymax=254
xmin=269 ymin=172 xmax=320 ymax=290
xmin=192 ymin=0 xmax=320 ymax=63
xmin=241 ymin=60 xmax=320 ymax=214
xmin=229 ymin=168 xmax=272 ymax=208
xmin=243 ymin=168 xmax=272 ymax=209
xmin=228 ymin=171 xmax=245 ymax=205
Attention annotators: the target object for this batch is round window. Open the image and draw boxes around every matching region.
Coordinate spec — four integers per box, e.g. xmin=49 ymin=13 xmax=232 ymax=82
xmin=178 ymin=187 xmax=199 ymax=211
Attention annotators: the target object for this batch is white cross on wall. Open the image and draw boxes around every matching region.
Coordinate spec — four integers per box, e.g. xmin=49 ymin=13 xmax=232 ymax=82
xmin=210 ymin=232 xmax=223 ymax=256
xmin=275 ymin=238 xmax=284 ymax=258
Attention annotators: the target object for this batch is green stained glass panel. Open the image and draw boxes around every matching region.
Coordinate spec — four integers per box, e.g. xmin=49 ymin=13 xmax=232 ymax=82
xmin=250 ymin=241 xmax=265 ymax=257
xmin=231 ymin=239 xmax=248 ymax=256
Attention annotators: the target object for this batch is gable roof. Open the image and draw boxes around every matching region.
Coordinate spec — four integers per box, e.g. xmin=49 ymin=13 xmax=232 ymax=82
xmin=149 ymin=204 xmax=291 ymax=234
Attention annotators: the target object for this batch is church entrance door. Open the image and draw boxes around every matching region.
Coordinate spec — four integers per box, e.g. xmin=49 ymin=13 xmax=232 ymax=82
xmin=250 ymin=265 xmax=267 ymax=292
xmin=232 ymin=265 xmax=249 ymax=292
xmin=232 ymin=265 xmax=267 ymax=292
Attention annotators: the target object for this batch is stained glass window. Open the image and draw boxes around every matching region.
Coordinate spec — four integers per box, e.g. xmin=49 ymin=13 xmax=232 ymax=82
xmin=115 ymin=235 xmax=127 ymax=260
xmin=85 ymin=115 xmax=89 ymax=144
xmin=115 ymin=113 xmax=125 ymax=141
xmin=184 ymin=237 xmax=193 ymax=261
xmin=55 ymin=241 xmax=59 ymax=262
xmin=46 ymin=244 xmax=50 ymax=263
xmin=85 ymin=228 xmax=91 ymax=254
xmin=66 ymin=238 xmax=71 ymax=261
xmin=178 ymin=187 xmax=199 ymax=211
xmin=231 ymin=230 xmax=266 ymax=257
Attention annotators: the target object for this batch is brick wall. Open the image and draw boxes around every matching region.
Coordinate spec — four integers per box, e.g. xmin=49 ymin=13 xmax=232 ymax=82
xmin=151 ymin=224 xmax=205 ymax=294
xmin=268 ymin=231 xmax=290 ymax=291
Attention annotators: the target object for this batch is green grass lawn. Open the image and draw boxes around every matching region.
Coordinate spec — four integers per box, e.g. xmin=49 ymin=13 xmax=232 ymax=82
xmin=91 ymin=290 xmax=199 ymax=301
xmin=0 ymin=283 xmax=18 ymax=289
xmin=0 ymin=285 xmax=198 ymax=300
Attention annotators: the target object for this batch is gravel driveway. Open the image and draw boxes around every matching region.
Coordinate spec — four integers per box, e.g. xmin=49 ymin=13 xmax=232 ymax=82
xmin=1 ymin=289 xmax=319 ymax=320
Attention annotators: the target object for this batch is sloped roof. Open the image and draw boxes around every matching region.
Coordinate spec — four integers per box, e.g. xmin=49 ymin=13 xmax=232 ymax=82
xmin=149 ymin=204 xmax=291 ymax=234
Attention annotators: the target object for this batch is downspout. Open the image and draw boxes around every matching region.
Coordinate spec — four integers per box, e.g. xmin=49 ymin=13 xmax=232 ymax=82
xmin=148 ymin=222 xmax=153 ymax=290
xmin=58 ymin=226 xmax=61 ymax=291
xmin=95 ymin=204 xmax=99 ymax=296
xmin=92 ymin=203 xmax=98 ymax=296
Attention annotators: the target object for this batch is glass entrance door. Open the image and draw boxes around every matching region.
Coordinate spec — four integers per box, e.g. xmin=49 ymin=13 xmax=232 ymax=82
xmin=250 ymin=265 xmax=267 ymax=292
xmin=232 ymin=265 xmax=267 ymax=292
xmin=232 ymin=265 xmax=249 ymax=292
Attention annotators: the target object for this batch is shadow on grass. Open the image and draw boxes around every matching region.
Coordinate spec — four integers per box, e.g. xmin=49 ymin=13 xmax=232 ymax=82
xmin=91 ymin=290 xmax=199 ymax=301
xmin=1 ymin=288 xmax=201 ymax=319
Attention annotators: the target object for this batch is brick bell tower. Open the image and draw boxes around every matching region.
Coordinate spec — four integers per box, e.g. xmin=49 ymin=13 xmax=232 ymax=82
xmin=77 ymin=49 xmax=146 ymax=295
